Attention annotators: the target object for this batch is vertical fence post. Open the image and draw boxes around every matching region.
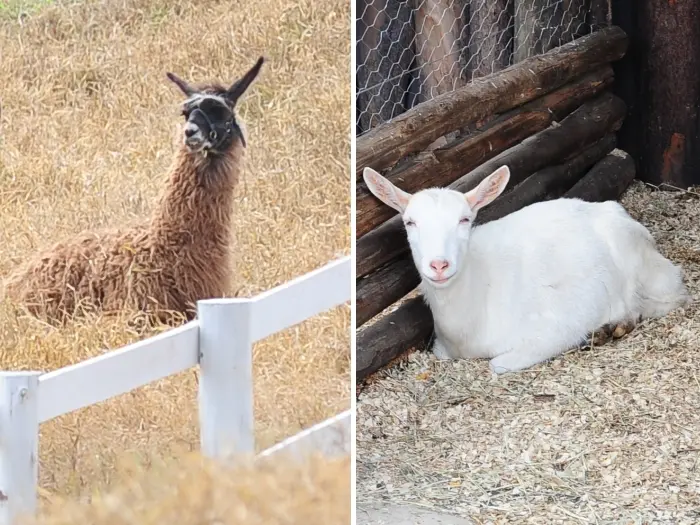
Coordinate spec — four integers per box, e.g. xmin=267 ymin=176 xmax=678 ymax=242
xmin=0 ymin=372 xmax=41 ymax=525
xmin=197 ymin=298 xmax=255 ymax=459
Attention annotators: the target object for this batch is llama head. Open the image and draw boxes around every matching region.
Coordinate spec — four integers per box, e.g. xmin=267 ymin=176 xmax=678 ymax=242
xmin=363 ymin=165 xmax=510 ymax=287
xmin=166 ymin=57 xmax=264 ymax=155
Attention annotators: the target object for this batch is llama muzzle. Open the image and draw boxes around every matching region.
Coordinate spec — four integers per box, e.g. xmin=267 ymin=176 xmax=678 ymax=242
xmin=184 ymin=108 xmax=215 ymax=149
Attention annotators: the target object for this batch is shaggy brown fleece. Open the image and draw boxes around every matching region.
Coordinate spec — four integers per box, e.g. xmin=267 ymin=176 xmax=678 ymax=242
xmin=3 ymin=89 xmax=247 ymax=324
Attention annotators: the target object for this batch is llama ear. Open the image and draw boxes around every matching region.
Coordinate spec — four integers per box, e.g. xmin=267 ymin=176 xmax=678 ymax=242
xmin=465 ymin=165 xmax=510 ymax=212
xmin=226 ymin=57 xmax=265 ymax=105
xmin=363 ymin=167 xmax=412 ymax=213
xmin=166 ymin=72 xmax=197 ymax=97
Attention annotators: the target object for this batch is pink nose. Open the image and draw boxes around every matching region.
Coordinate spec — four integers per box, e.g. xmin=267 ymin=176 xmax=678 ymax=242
xmin=430 ymin=259 xmax=449 ymax=273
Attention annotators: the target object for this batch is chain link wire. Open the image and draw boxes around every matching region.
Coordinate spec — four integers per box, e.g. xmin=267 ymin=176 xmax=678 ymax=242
xmin=356 ymin=0 xmax=611 ymax=135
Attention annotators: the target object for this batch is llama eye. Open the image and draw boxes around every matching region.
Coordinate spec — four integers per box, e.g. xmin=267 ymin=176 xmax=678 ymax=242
xmin=459 ymin=217 xmax=470 ymax=224
xmin=405 ymin=219 xmax=416 ymax=227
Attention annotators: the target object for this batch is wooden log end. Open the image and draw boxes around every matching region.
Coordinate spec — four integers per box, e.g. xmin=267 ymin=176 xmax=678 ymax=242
xmin=565 ymin=148 xmax=636 ymax=202
xmin=356 ymin=296 xmax=433 ymax=382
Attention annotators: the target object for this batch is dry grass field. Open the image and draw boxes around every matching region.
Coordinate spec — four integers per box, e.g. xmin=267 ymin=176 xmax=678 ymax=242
xmin=357 ymin=183 xmax=700 ymax=523
xmin=28 ymin=454 xmax=350 ymax=525
xmin=0 ymin=0 xmax=350 ymax=518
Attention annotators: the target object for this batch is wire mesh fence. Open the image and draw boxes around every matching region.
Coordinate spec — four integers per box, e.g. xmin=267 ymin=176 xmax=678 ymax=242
xmin=356 ymin=0 xmax=611 ymax=135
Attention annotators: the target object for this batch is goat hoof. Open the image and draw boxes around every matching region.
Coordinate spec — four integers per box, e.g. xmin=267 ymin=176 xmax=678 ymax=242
xmin=589 ymin=324 xmax=614 ymax=347
xmin=612 ymin=320 xmax=636 ymax=339
xmin=612 ymin=325 xmax=626 ymax=339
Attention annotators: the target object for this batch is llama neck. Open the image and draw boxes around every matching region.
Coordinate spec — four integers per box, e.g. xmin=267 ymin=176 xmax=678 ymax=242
xmin=150 ymin=141 xmax=244 ymax=248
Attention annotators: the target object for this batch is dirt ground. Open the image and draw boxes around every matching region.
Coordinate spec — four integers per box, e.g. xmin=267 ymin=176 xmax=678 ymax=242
xmin=357 ymin=181 xmax=700 ymax=524
xmin=0 ymin=0 xmax=350 ymax=518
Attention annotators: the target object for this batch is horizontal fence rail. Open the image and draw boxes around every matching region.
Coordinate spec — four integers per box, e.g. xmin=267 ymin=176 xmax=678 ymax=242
xmin=37 ymin=322 xmax=200 ymax=423
xmin=259 ymin=409 xmax=352 ymax=459
xmin=0 ymin=256 xmax=351 ymax=525
xmin=251 ymin=256 xmax=351 ymax=342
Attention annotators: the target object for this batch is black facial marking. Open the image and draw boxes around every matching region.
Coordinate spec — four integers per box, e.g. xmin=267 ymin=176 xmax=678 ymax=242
xmin=181 ymin=94 xmax=245 ymax=153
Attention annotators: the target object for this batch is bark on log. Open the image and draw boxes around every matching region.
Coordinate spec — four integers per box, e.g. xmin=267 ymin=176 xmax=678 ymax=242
xmin=514 ymin=0 xmax=589 ymax=63
xmin=467 ymin=0 xmax=513 ymax=78
xmin=612 ymin=0 xmax=700 ymax=186
xmin=356 ymin=25 xmax=628 ymax=176
xmin=357 ymin=257 xmax=419 ymax=327
xmin=513 ymin=0 xmax=543 ymax=63
xmin=356 ymin=129 xmax=619 ymax=328
xmin=357 ymin=92 xmax=626 ymax=279
xmin=356 ymin=0 xmax=415 ymax=134
xmin=451 ymin=95 xmax=625 ymax=194
xmin=413 ymin=0 xmax=469 ymax=101
xmin=357 ymin=149 xmax=637 ymax=382
xmin=356 ymin=296 xmax=433 ymax=381
xmin=356 ymin=66 xmax=614 ymax=237
xmin=478 ymin=133 xmax=617 ymax=223
xmin=565 ymin=148 xmax=636 ymax=201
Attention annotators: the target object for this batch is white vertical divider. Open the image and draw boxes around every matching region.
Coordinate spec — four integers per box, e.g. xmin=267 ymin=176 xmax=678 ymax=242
xmin=197 ymin=298 xmax=255 ymax=458
xmin=0 ymin=372 xmax=41 ymax=525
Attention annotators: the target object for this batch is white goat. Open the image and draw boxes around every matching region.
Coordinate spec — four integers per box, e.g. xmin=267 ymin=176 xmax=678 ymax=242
xmin=363 ymin=165 xmax=691 ymax=374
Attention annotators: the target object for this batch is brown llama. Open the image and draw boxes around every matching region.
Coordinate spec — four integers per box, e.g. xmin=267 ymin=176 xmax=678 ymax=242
xmin=3 ymin=57 xmax=265 ymax=324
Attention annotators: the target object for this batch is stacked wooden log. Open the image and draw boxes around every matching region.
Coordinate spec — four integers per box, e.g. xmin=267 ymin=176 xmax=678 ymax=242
xmin=356 ymin=26 xmax=636 ymax=382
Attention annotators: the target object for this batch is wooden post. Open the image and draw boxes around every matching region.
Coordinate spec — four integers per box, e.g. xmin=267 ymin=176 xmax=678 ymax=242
xmin=612 ymin=0 xmax=700 ymax=186
xmin=514 ymin=0 xmax=588 ymax=62
xmin=468 ymin=0 xmax=513 ymax=78
xmin=476 ymin=133 xmax=617 ymax=222
xmin=356 ymin=0 xmax=415 ymax=133
xmin=197 ymin=299 xmax=255 ymax=458
xmin=589 ymin=0 xmax=611 ymax=30
xmin=413 ymin=0 xmax=468 ymax=100
xmin=513 ymin=0 xmax=541 ymax=62
xmin=0 ymin=372 xmax=41 ymax=525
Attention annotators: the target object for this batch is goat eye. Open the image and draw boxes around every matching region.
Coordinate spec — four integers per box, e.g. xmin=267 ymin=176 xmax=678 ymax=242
xmin=459 ymin=217 xmax=470 ymax=224
xmin=405 ymin=219 xmax=415 ymax=227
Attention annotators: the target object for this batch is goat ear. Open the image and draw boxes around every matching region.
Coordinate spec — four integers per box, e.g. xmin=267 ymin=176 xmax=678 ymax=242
xmin=166 ymin=72 xmax=197 ymax=97
xmin=363 ymin=167 xmax=411 ymax=213
xmin=226 ymin=56 xmax=265 ymax=105
xmin=465 ymin=165 xmax=510 ymax=212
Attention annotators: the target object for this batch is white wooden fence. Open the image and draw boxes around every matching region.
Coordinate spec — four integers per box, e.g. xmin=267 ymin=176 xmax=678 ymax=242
xmin=0 ymin=256 xmax=352 ymax=525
